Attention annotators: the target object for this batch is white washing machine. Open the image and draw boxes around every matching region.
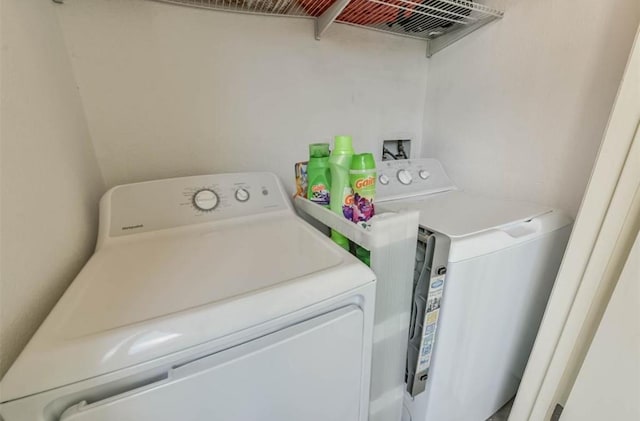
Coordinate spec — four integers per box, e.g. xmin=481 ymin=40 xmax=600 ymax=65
xmin=0 ymin=172 xmax=376 ymax=421
xmin=375 ymin=159 xmax=573 ymax=421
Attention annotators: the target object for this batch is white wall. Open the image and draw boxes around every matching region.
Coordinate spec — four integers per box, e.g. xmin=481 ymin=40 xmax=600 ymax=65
xmin=0 ymin=0 xmax=105 ymax=377
xmin=56 ymin=0 xmax=429 ymax=192
xmin=422 ymin=0 xmax=640 ymax=216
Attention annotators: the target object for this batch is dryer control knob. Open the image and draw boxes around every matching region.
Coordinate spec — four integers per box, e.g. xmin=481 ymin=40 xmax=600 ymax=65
xmin=419 ymin=170 xmax=431 ymax=180
xmin=397 ymin=169 xmax=413 ymax=185
xmin=379 ymin=174 xmax=390 ymax=185
xmin=193 ymin=189 xmax=219 ymax=211
xmin=235 ymin=188 xmax=250 ymax=202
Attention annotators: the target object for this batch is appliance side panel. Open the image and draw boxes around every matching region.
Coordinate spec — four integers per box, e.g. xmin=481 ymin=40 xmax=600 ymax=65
xmin=405 ymin=226 xmax=571 ymax=421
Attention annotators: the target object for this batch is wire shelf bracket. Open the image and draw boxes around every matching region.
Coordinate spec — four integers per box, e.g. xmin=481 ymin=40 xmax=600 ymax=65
xmin=316 ymin=0 xmax=351 ymax=39
xmin=426 ymin=12 xmax=501 ymax=56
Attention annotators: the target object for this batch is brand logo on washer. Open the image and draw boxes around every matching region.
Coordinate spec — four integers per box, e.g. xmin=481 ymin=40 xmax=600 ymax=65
xmin=122 ymin=224 xmax=144 ymax=231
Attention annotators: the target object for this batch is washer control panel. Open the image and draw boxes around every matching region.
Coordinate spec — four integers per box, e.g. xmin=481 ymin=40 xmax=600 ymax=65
xmin=105 ymin=172 xmax=289 ymax=238
xmin=376 ymin=159 xmax=457 ymax=203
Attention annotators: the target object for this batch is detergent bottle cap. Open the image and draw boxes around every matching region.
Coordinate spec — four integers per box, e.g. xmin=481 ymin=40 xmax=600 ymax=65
xmin=309 ymin=143 xmax=330 ymax=158
xmin=350 ymin=153 xmax=375 ymax=171
xmin=333 ymin=136 xmax=354 ymax=155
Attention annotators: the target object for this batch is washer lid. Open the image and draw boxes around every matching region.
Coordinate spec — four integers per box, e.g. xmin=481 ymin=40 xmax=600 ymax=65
xmin=1 ymin=214 xmax=374 ymax=402
xmin=378 ymin=190 xmax=553 ymax=238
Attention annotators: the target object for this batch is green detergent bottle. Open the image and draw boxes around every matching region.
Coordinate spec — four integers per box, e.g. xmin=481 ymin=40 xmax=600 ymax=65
xmin=306 ymin=143 xmax=331 ymax=207
xmin=350 ymin=153 xmax=376 ymax=265
xmin=329 ymin=135 xmax=354 ymax=250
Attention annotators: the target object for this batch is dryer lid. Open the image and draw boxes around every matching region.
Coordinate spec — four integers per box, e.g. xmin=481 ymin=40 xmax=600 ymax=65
xmin=53 ymin=216 xmax=347 ymax=338
xmin=0 ymin=215 xmax=374 ymax=402
xmin=378 ymin=190 xmax=553 ymax=238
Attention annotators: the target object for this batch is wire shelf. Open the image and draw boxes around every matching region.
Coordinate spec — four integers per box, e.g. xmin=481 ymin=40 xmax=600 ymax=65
xmin=337 ymin=0 xmax=503 ymax=40
xmin=152 ymin=0 xmax=326 ymax=17
xmin=150 ymin=0 xmax=504 ymax=55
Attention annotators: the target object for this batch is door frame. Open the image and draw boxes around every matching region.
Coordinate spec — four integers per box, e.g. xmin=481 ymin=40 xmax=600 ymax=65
xmin=509 ymin=26 xmax=640 ymax=421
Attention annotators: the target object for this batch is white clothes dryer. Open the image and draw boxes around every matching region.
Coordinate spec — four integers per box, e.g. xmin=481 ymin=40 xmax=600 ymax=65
xmin=0 ymin=172 xmax=376 ymax=421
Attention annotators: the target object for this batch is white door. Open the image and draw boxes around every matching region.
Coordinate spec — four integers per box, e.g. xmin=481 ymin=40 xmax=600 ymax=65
xmin=561 ymin=232 xmax=640 ymax=421
xmin=58 ymin=306 xmax=366 ymax=421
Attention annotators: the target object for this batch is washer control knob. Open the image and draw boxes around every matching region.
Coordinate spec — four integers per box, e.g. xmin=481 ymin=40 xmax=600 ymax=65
xmin=193 ymin=189 xmax=219 ymax=211
xmin=235 ymin=188 xmax=250 ymax=202
xmin=379 ymin=174 xmax=390 ymax=185
xmin=397 ymin=169 xmax=413 ymax=185
xmin=419 ymin=170 xmax=431 ymax=180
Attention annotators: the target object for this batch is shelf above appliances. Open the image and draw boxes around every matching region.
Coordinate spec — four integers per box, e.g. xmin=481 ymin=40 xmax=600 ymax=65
xmin=58 ymin=0 xmax=505 ymax=57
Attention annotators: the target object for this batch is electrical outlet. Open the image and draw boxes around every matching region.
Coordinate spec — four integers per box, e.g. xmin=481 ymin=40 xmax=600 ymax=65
xmin=382 ymin=139 xmax=411 ymax=161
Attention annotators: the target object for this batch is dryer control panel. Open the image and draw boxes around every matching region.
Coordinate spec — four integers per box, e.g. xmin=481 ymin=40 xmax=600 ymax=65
xmin=100 ymin=172 xmax=290 ymax=241
xmin=376 ymin=159 xmax=457 ymax=203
